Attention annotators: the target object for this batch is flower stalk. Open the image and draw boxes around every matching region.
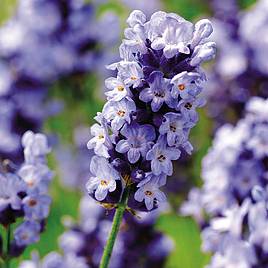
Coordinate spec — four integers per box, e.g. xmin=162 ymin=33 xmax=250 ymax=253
xmin=99 ymin=186 xmax=130 ymax=268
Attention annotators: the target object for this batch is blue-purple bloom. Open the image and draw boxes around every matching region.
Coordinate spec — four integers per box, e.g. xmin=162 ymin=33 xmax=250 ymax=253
xmin=14 ymin=221 xmax=41 ymax=247
xmin=171 ymin=71 xmax=201 ymax=99
xmin=0 ymin=173 xmax=26 ymax=212
xmin=139 ymin=71 xmax=174 ymax=112
xmin=159 ymin=112 xmax=193 ymax=146
xmin=22 ymin=194 xmax=51 ymax=220
xmin=87 ymin=10 xmax=215 ymax=210
xmin=135 ymin=176 xmax=166 ymax=210
xmin=116 ymin=123 xmax=155 ymax=163
xmin=205 ymin=0 xmax=268 ymax=125
xmin=0 ymin=131 xmax=53 ymax=257
xmin=102 ymin=98 xmax=136 ymax=131
xmin=181 ymin=97 xmax=268 ymax=267
xmin=146 ymin=136 xmax=181 ymax=176
xmin=0 ymin=0 xmax=120 ymax=161
xmin=86 ymin=156 xmax=120 ymax=201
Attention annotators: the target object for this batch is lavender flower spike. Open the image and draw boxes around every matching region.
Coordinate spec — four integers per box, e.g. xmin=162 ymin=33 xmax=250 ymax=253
xmin=181 ymin=97 xmax=268 ymax=267
xmin=86 ymin=11 xmax=215 ymax=267
xmin=0 ymin=131 xmax=53 ymax=260
xmin=87 ymin=10 xmax=215 ymax=213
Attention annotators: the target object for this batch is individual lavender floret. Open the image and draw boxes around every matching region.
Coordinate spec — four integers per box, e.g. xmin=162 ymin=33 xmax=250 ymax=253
xmin=102 ymin=98 xmax=136 ymax=131
xmin=87 ymin=123 xmax=111 ymax=158
xmin=159 ymin=112 xmax=193 ymax=147
xmin=171 ymin=71 xmax=202 ymax=99
xmin=87 ymin=10 xmax=215 ymax=211
xmin=146 ymin=136 xmax=181 ymax=176
xmin=134 ymin=176 xmax=166 ymax=210
xmin=22 ymin=194 xmax=51 ymax=220
xmin=115 ymin=122 xmax=155 ymax=164
xmin=0 ymin=131 xmax=53 ymax=259
xmin=0 ymin=173 xmax=26 ymax=212
xmin=22 ymin=130 xmax=51 ymax=164
xmin=14 ymin=221 xmax=41 ymax=247
xmin=139 ymin=71 xmax=174 ymax=112
xmin=86 ymin=156 xmax=120 ymax=201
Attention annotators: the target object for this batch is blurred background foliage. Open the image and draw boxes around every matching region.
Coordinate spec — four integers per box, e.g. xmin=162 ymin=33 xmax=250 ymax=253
xmin=0 ymin=0 xmax=257 ymax=267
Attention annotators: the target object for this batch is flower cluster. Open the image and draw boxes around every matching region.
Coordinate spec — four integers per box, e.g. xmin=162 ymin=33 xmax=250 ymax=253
xmin=86 ymin=10 xmax=216 ymax=211
xmin=19 ymin=195 xmax=173 ymax=268
xmin=0 ymin=0 xmax=120 ymax=161
xmin=205 ymin=0 xmax=268 ymax=125
xmin=181 ymin=97 xmax=268 ymax=266
xmin=0 ymin=131 xmax=53 ymax=258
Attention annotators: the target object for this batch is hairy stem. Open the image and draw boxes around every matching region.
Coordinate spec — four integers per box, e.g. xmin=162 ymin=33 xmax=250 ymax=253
xmin=99 ymin=186 xmax=130 ymax=268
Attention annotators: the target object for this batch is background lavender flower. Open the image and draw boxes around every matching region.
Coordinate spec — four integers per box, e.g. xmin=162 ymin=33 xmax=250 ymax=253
xmin=0 ymin=0 xmax=120 ymax=161
xmin=0 ymin=131 xmax=53 ymax=259
xmin=205 ymin=0 xmax=268 ymax=126
xmin=87 ymin=9 xmax=215 ymax=211
xmin=181 ymin=97 xmax=268 ymax=266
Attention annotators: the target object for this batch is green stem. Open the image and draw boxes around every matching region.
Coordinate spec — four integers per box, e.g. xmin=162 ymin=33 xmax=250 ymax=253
xmin=99 ymin=186 xmax=130 ymax=268
xmin=5 ymin=225 xmax=11 ymax=268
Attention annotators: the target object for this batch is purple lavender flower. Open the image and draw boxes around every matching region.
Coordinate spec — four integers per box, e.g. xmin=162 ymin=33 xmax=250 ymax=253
xmin=146 ymin=136 xmax=181 ymax=176
xmin=19 ymin=252 xmax=88 ymax=268
xmin=0 ymin=0 xmax=120 ymax=161
xmin=159 ymin=112 xmax=193 ymax=146
xmin=0 ymin=173 xmax=26 ymax=212
xmin=139 ymin=71 xmax=175 ymax=112
xmin=18 ymin=164 xmax=53 ymax=194
xmin=22 ymin=131 xmax=51 ymax=165
xmin=182 ymin=97 xmax=268 ymax=267
xmin=105 ymin=76 xmax=131 ymax=102
xmin=177 ymin=97 xmax=206 ymax=123
xmin=87 ymin=123 xmax=111 ymax=158
xmin=86 ymin=156 xmax=120 ymax=201
xmin=134 ymin=176 xmax=166 ymax=210
xmin=170 ymin=71 xmax=201 ymax=99
xmin=22 ymin=194 xmax=51 ymax=220
xmin=115 ymin=123 xmax=156 ymax=164
xmin=205 ymin=0 xmax=268 ymax=125
xmin=116 ymin=62 xmax=144 ymax=88
xmin=19 ymin=194 xmax=172 ymax=268
xmin=87 ymin=10 xmax=215 ymax=211
xmin=102 ymin=98 xmax=136 ymax=131
xmin=150 ymin=13 xmax=193 ymax=58
xmin=14 ymin=221 xmax=41 ymax=246
xmin=0 ymin=131 xmax=53 ymax=258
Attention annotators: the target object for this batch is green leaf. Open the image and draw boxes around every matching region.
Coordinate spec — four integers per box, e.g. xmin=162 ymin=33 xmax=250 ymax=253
xmin=156 ymin=213 xmax=210 ymax=268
